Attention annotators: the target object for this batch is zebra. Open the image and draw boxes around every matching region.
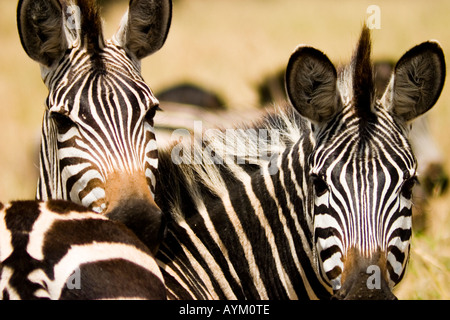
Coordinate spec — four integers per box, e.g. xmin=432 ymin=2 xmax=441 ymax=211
xmin=256 ymin=60 xmax=448 ymax=232
xmin=0 ymin=200 xmax=166 ymax=300
xmin=153 ymin=65 xmax=448 ymax=233
xmin=16 ymin=0 xmax=172 ymax=253
xmin=154 ymin=26 xmax=446 ymax=299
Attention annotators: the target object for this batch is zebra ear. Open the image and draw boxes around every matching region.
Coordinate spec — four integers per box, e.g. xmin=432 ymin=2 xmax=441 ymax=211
xmin=115 ymin=0 xmax=172 ymax=60
xmin=17 ymin=0 xmax=67 ymax=67
xmin=383 ymin=41 xmax=446 ymax=122
xmin=285 ymin=46 xmax=342 ymax=124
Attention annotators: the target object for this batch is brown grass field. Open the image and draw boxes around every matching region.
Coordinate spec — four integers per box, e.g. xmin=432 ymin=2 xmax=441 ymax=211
xmin=0 ymin=0 xmax=448 ymax=299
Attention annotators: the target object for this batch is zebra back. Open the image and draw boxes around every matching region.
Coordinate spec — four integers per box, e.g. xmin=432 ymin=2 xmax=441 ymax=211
xmin=0 ymin=200 xmax=165 ymax=300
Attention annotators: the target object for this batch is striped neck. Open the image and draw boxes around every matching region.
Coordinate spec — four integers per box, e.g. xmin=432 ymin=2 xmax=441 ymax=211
xmin=156 ymin=108 xmax=332 ymax=299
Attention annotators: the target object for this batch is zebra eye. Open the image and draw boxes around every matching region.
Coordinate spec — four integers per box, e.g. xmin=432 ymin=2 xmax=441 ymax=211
xmin=50 ymin=112 xmax=74 ymax=132
xmin=312 ymin=174 xmax=329 ymax=197
xmin=145 ymin=104 xmax=162 ymax=121
xmin=401 ymin=176 xmax=418 ymax=199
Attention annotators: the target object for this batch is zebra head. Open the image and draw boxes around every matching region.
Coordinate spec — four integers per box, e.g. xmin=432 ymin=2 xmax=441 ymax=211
xmin=286 ymin=27 xmax=445 ymax=299
xmin=17 ymin=0 xmax=172 ymax=253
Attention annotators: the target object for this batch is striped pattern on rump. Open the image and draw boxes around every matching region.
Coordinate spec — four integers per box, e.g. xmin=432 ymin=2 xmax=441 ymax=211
xmin=0 ymin=200 xmax=165 ymax=300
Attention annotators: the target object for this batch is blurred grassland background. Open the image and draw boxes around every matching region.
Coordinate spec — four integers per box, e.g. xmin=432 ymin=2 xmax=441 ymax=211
xmin=0 ymin=0 xmax=449 ymax=299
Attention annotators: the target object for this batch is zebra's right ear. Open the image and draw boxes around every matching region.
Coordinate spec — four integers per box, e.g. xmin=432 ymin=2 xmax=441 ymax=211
xmin=285 ymin=46 xmax=342 ymax=124
xmin=114 ymin=0 xmax=172 ymax=60
xmin=382 ymin=41 xmax=446 ymax=122
xmin=17 ymin=0 xmax=66 ymax=67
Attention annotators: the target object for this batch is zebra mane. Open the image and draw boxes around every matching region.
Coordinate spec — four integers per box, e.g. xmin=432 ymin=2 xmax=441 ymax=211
xmin=351 ymin=26 xmax=376 ymax=124
xmin=157 ymin=104 xmax=309 ymax=216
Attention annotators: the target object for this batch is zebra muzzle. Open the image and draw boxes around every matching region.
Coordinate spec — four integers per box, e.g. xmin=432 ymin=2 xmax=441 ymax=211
xmin=331 ymin=249 xmax=397 ymax=300
xmin=104 ymin=171 xmax=167 ymax=255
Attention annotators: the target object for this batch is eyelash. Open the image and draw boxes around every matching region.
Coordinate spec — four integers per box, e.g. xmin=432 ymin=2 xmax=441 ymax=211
xmin=145 ymin=104 xmax=162 ymax=121
xmin=401 ymin=176 xmax=419 ymax=199
xmin=50 ymin=112 xmax=74 ymax=132
xmin=311 ymin=174 xmax=329 ymax=197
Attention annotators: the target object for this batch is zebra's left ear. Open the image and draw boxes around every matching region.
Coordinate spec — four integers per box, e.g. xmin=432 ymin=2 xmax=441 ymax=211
xmin=382 ymin=41 xmax=446 ymax=122
xmin=114 ymin=0 xmax=172 ymax=60
xmin=285 ymin=45 xmax=342 ymax=124
xmin=17 ymin=0 xmax=67 ymax=67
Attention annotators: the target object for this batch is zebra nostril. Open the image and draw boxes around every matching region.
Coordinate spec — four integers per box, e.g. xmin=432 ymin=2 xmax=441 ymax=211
xmin=334 ymin=249 xmax=399 ymax=300
xmin=331 ymin=274 xmax=397 ymax=300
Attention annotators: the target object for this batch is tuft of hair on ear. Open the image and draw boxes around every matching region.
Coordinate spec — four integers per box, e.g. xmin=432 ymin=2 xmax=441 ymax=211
xmin=352 ymin=25 xmax=376 ymax=124
xmin=126 ymin=0 xmax=172 ymax=59
xmin=285 ymin=45 xmax=340 ymax=124
xmin=17 ymin=0 xmax=66 ymax=66
xmin=391 ymin=40 xmax=446 ymax=122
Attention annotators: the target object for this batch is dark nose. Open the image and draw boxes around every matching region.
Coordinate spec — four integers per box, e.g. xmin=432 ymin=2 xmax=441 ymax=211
xmin=331 ymin=250 xmax=397 ymax=300
xmin=331 ymin=270 xmax=397 ymax=300
xmin=104 ymin=172 xmax=167 ymax=254
xmin=107 ymin=198 xmax=167 ymax=255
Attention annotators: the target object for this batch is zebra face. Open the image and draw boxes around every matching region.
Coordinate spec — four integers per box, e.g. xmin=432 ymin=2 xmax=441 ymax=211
xmin=309 ymin=106 xmax=416 ymax=295
xmin=18 ymin=0 xmax=172 ymax=253
xmin=286 ymin=27 xmax=445 ymax=299
xmin=44 ymin=45 xmax=160 ymax=212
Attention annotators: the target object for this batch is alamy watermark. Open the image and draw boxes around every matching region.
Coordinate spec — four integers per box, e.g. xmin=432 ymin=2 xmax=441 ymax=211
xmin=366 ymin=5 xmax=381 ymax=29
xmin=169 ymin=121 xmax=281 ymax=175
xmin=66 ymin=267 xmax=81 ymax=290
xmin=366 ymin=265 xmax=381 ymax=289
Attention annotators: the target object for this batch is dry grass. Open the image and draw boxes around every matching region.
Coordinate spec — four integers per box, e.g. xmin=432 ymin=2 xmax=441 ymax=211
xmin=0 ymin=0 xmax=448 ymax=299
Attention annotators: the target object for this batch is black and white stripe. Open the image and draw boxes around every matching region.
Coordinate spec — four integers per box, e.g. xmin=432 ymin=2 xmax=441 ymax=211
xmin=0 ymin=200 xmax=165 ymax=300
xmin=257 ymin=61 xmax=448 ymax=234
xmin=310 ymin=102 xmax=415 ymax=290
xmin=17 ymin=0 xmax=172 ymax=252
xmin=39 ymin=44 xmax=159 ymax=210
xmin=154 ymin=26 xmax=445 ymax=299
